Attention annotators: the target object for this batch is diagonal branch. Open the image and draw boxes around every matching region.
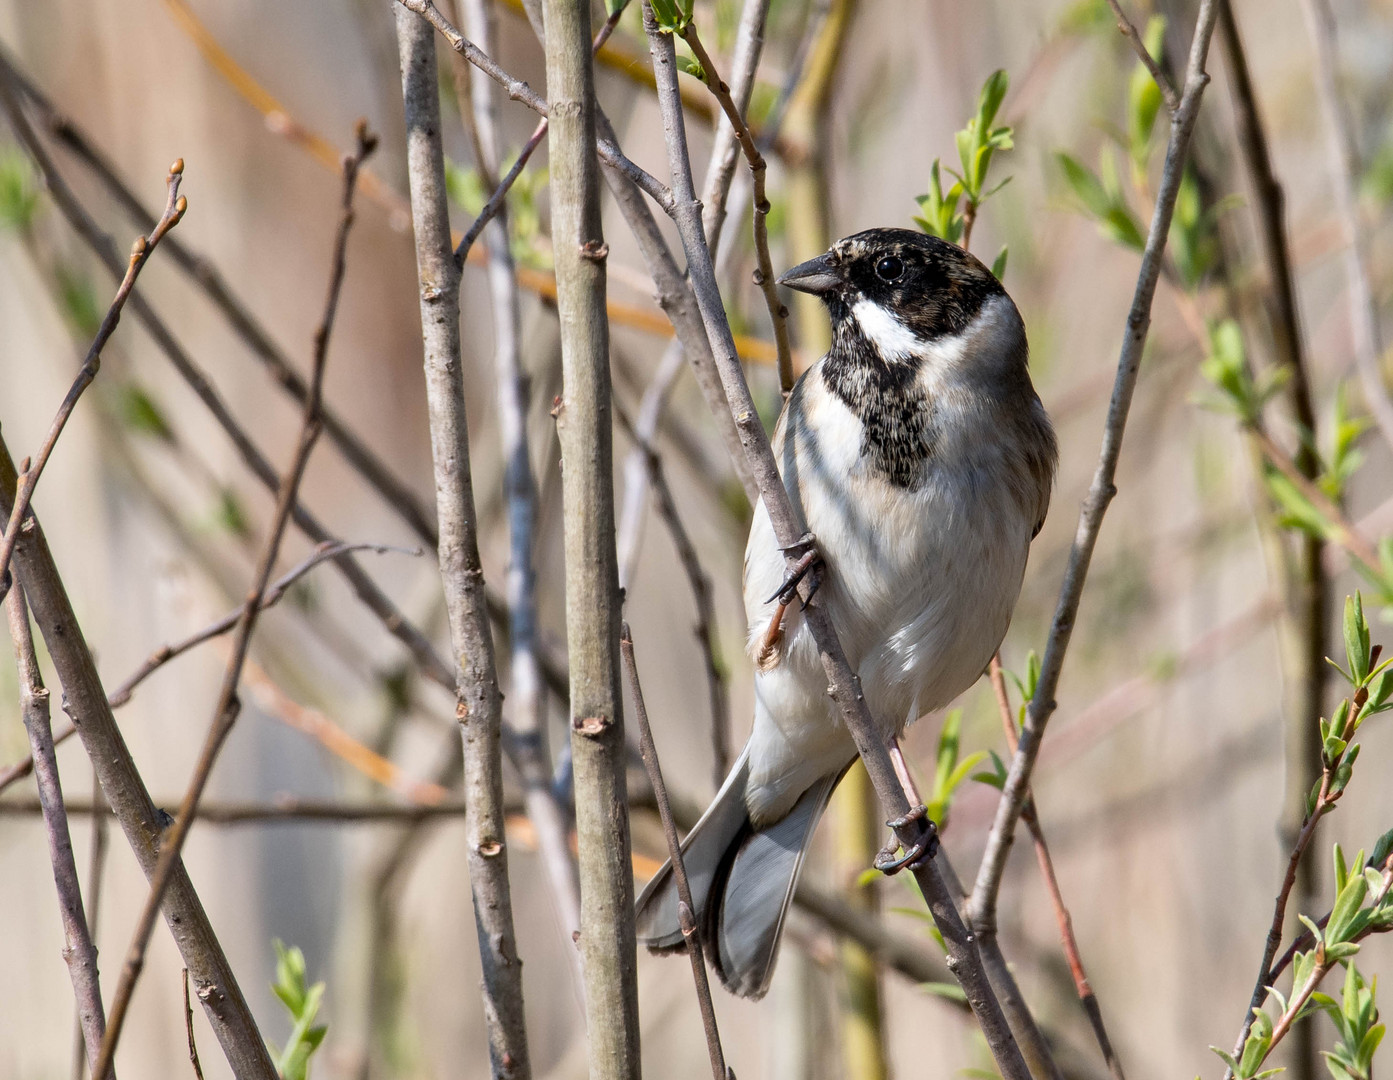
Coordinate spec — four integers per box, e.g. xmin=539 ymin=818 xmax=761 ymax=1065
xmin=1105 ymin=0 xmax=1179 ymax=113
xmin=0 ymin=162 xmax=185 ymax=604
xmin=5 ymin=582 xmax=109 ymax=1076
xmin=967 ymin=0 xmax=1220 ymax=937
xmin=90 ymin=124 xmax=376 ymax=1080
xmin=640 ymin=4 xmax=1028 ymax=1074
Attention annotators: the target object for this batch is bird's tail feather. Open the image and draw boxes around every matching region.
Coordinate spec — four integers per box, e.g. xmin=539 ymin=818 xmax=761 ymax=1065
xmin=635 ymin=750 xmax=850 ymax=999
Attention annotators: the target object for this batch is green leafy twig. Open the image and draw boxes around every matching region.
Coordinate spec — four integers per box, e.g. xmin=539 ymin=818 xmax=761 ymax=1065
xmin=270 ymin=942 xmax=327 ymax=1080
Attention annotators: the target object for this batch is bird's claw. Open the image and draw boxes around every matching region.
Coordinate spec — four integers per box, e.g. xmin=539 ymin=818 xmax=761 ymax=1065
xmin=873 ymin=805 xmax=937 ymax=876
xmin=766 ymin=535 xmax=824 ymax=609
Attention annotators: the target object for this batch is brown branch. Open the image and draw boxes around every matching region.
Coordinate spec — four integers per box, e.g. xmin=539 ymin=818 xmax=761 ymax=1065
xmin=614 ymin=404 xmax=731 ymax=788
xmin=0 ymin=162 xmax=184 ymax=604
xmin=72 ymin=766 xmax=108 ymax=1080
xmin=680 ymin=23 xmax=794 ymax=395
xmin=0 ymin=796 xmax=485 ymax=823
xmin=182 ymin=970 xmax=205 ymax=1080
xmin=989 ymin=658 xmax=1126 ymax=1080
xmin=968 ymin=0 xmax=1220 ymax=937
xmin=1105 ymin=0 xmax=1180 ymax=113
xmin=396 ymin=12 xmax=532 ymax=1075
xmin=5 ymin=582 xmax=109 ymax=1077
xmin=640 ymin=5 xmax=1028 ymax=1074
xmin=90 ymin=124 xmax=375 ymax=1080
xmin=621 ymin=626 xmax=729 ymax=1080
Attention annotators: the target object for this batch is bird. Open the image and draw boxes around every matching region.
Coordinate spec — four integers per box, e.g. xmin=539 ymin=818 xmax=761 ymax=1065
xmin=634 ymin=227 xmax=1057 ymax=998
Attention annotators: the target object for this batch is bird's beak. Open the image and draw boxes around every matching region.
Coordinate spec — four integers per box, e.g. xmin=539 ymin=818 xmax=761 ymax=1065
xmin=776 ymin=251 xmax=841 ymax=295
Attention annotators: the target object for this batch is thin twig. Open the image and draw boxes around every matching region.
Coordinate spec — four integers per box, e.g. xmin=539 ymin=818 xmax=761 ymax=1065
xmin=5 ymin=583 xmax=108 ymax=1077
xmin=968 ymin=0 xmax=1220 ymax=939
xmin=640 ymin=5 xmax=1029 ymax=1073
xmin=680 ymin=23 xmax=794 ymax=394
xmin=621 ymin=626 xmax=729 ymax=1080
xmin=396 ymin=12 xmax=533 ymax=1076
xmin=1299 ymin=0 xmax=1393 ymax=454
xmin=182 ymin=970 xmax=205 ymax=1080
xmin=90 ymin=124 xmax=375 ymax=1080
xmin=988 ymin=657 xmax=1126 ymax=1080
xmin=0 ymin=796 xmax=485 ymax=823
xmin=0 ymin=163 xmax=185 ymax=603
xmin=1105 ymin=0 xmax=1180 ymax=113
xmin=614 ymin=405 xmax=731 ymax=787
xmin=72 ymin=766 xmax=108 ymax=1080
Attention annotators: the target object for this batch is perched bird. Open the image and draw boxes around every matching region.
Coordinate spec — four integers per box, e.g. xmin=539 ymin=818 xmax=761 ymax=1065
xmin=635 ymin=227 xmax=1057 ymax=998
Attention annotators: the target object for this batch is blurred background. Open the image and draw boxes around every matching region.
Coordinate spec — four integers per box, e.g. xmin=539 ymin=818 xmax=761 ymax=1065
xmin=1 ymin=0 xmax=1392 ymax=1077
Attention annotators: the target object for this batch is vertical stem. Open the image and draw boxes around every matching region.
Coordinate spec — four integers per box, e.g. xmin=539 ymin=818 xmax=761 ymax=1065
xmin=395 ymin=11 xmax=532 ymax=1078
xmin=831 ymin=764 xmax=887 ymax=1080
xmin=6 ymin=583 xmax=109 ymax=1077
xmin=541 ymin=1 xmax=641 ymax=1076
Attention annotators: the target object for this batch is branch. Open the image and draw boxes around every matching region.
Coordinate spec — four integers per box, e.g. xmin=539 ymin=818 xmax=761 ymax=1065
xmin=967 ymin=0 xmax=1220 ymax=935
xmin=680 ymin=23 xmax=794 ymax=394
xmin=458 ymin=0 xmax=582 ymax=941
xmin=5 ymin=583 xmax=108 ymax=1076
xmin=621 ymin=626 xmax=729 ymax=1080
xmin=1299 ymin=0 xmax=1393 ymax=454
xmin=395 ymin=13 xmax=533 ymax=1077
xmin=640 ymin=5 xmax=1028 ymax=1074
xmin=91 ymin=124 xmax=375 ymax=1080
xmin=0 ymin=161 xmax=185 ymax=604
xmin=614 ymin=404 xmax=731 ymax=787
xmin=1105 ymin=0 xmax=1179 ymax=113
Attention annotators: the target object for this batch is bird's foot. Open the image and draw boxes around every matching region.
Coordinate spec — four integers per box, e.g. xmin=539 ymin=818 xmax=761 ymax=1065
xmin=766 ymin=534 xmax=824 ymax=610
xmin=873 ymin=804 xmax=938 ymax=875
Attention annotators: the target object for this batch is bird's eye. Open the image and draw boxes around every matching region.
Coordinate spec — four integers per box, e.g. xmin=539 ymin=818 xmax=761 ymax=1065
xmin=875 ymin=255 xmax=904 ymax=282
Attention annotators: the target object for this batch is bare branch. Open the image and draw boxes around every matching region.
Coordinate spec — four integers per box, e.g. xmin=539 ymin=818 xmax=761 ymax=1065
xmin=91 ymin=124 xmax=376 ymax=1080
xmin=0 ymin=162 xmax=185 ymax=603
xmin=396 ymin=12 xmax=532 ymax=1076
xmin=182 ymin=970 xmax=205 ymax=1080
xmin=5 ymin=583 xmax=108 ymax=1076
xmin=621 ymin=626 xmax=729 ymax=1080
xmin=1105 ymin=0 xmax=1180 ymax=113
xmin=967 ymin=0 xmax=1220 ymax=936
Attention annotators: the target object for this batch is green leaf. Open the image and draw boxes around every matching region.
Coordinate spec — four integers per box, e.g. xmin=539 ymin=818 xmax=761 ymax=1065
xmin=118 ymin=383 xmax=176 ymax=443
xmin=649 ymin=0 xmax=693 ymax=32
xmin=1328 ymin=867 xmax=1371 ymax=943
xmin=1126 ymin=17 xmax=1167 ymax=163
xmin=0 ymin=145 xmax=40 ymax=232
xmin=991 ymin=245 xmax=1009 ymax=280
xmin=675 ymin=54 xmax=707 ymax=82
xmin=1346 ymin=593 xmax=1372 ymax=684
xmin=1057 ymin=152 xmax=1112 ymax=218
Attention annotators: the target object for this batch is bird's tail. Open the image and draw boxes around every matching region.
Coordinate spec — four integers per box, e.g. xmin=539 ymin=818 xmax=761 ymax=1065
xmin=635 ymin=748 xmax=848 ymax=999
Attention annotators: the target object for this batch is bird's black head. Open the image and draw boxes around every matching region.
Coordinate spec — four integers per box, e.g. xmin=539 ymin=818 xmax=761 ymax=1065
xmin=777 ymin=228 xmax=1006 ymax=348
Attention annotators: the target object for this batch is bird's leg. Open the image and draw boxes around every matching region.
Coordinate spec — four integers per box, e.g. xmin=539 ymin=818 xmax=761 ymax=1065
xmin=873 ymin=737 xmax=936 ymax=875
xmin=765 ymin=533 xmax=823 ymax=609
xmin=756 ymin=535 xmax=823 ymax=671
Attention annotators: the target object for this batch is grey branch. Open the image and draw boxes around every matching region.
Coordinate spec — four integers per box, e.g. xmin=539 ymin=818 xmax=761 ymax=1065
xmin=1105 ymin=0 xmax=1180 ymax=113
xmin=0 ymin=440 xmax=276 ymax=1080
xmin=396 ymin=11 xmax=533 ymax=1078
xmin=544 ymin=0 xmax=643 ymax=1072
xmin=622 ymin=627 xmax=729 ymax=1080
xmin=90 ymin=124 xmax=375 ymax=1080
xmin=0 ymin=161 xmax=184 ymax=603
xmin=967 ymin=0 xmax=1220 ymax=936
xmin=5 ymin=583 xmax=109 ymax=1077
xmin=640 ymin=4 xmax=1029 ymax=1075
xmin=1298 ymin=0 xmax=1393 ymax=453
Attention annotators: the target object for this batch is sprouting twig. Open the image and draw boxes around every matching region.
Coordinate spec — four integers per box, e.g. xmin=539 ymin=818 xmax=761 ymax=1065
xmin=90 ymin=123 xmax=375 ymax=1080
xmin=1104 ymin=0 xmax=1179 ymax=113
xmin=397 ymin=11 xmax=533 ymax=1076
xmin=640 ymin=4 xmax=1029 ymax=1074
xmin=182 ymin=970 xmax=205 ymax=1080
xmin=0 ymin=162 xmax=185 ymax=604
xmin=967 ymin=0 xmax=1220 ymax=940
xmin=614 ymin=405 xmax=731 ymax=787
xmin=680 ymin=23 xmax=794 ymax=394
xmin=5 ymin=583 xmax=108 ymax=1076
xmin=459 ymin=0 xmax=582 ymax=945
xmin=988 ymin=657 xmax=1126 ymax=1080
xmin=1299 ymin=0 xmax=1393 ymax=455
xmin=621 ymin=626 xmax=730 ymax=1080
